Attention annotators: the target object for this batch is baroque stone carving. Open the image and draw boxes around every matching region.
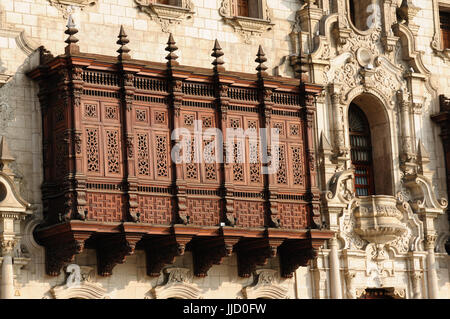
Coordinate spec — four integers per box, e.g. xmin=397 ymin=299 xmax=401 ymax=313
xmin=242 ymin=269 xmax=289 ymax=299
xmin=48 ymin=0 xmax=97 ymax=19
xmin=219 ymin=0 xmax=274 ymax=43
xmin=135 ymin=0 xmax=195 ymax=33
xmin=50 ymin=264 xmax=109 ymax=299
xmin=151 ymin=267 xmax=201 ymax=299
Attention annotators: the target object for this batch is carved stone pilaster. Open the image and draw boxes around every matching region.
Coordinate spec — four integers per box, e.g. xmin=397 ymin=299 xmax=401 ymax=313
xmin=409 ymin=270 xmax=423 ymax=299
xmin=344 ymin=270 xmax=356 ymax=299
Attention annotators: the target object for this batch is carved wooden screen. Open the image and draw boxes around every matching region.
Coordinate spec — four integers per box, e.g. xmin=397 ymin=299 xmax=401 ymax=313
xmin=349 ymin=103 xmax=374 ymax=196
xmin=28 ymin=31 xmax=334 ymax=279
xmin=440 ymin=10 xmax=450 ymax=49
xmin=31 ymin=48 xmax=320 ymax=230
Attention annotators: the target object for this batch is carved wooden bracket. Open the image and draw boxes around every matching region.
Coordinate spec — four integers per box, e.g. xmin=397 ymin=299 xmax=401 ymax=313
xmin=40 ymin=231 xmax=91 ymax=276
xmin=236 ymin=238 xmax=283 ymax=278
xmin=96 ymin=233 xmax=142 ymax=276
xmin=144 ymin=232 xmax=193 ymax=277
xmin=191 ymin=235 xmax=239 ymax=277
xmin=279 ymin=239 xmax=317 ymax=278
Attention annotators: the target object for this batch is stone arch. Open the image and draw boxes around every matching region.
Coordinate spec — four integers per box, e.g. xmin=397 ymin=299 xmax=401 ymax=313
xmin=152 ymin=283 xmax=202 ymax=299
xmin=241 ymin=269 xmax=289 ymax=299
xmin=149 ymin=267 xmax=202 ymax=299
xmin=345 ymin=92 xmax=394 ymax=195
xmin=347 ymin=0 xmax=379 ymax=33
xmin=50 ymin=281 xmax=109 ymax=299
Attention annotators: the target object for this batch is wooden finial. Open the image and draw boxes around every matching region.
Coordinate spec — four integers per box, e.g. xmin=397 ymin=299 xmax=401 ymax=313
xmin=255 ymin=45 xmax=268 ymax=77
xmin=64 ymin=15 xmax=79 ymax=54
xmin=211 ymin=39 xmax=225 ymax=72
xmin=165 ymin=33 xmax=179 ymax=67
xmin=117 ymin=25 xmax=131 ymax=61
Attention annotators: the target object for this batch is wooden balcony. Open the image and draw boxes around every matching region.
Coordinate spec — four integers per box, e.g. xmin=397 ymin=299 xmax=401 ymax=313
xmin=28 ymin=25 xmax=333 ymax=278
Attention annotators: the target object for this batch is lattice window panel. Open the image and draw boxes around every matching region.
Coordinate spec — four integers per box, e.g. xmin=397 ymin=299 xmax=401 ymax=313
xmin=203 ymin=138 xmax=217 ymax=181
xmin=154 ymin=111 xmax=166 ymax=124
xmin=233 ymin=141 xmax=244 ymax=182
xmin=291 ymin=145 xmax=304 ymax=186
xmin=136 ymin=109 xmax=147 ymax=122
xmin=247 ymin=120 xmax=257 ymax=131
xmin=202 ymin=116 xmax=213 ymax=128
xmin=155 ymin=134 xmax=169 ymax=177
xmin=105 ymin=105 xmax=119 ymax=120
xmin=185 ymin=138 xmax=198 ymax=179
xmin=273 ymin=122 xmax=284 ymax=135
xmin=230 ymin=118 xmax=241 ymax=129
xmin=289 ymin=123 xmax=300 ymax=136
xmin=249 ymin=141 xmax=261 ymax=183
xmin=276 ymin=144 xmax=287 ymax=184
xmin=86 ymin=128 xmax=100 ymax=173
xmin=106 ymin=130 xmax=120 ymax=174
xmin=84 ymin=103 xmax=98 ymax=118
xmin=137 ymin=133 xmax=150 ymax=176
xmin=184 ymin=114 xmax=195 ymax=126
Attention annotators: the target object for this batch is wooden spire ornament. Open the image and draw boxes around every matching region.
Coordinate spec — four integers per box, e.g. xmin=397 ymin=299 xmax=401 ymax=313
xmin=211 ymin=39 xmax=225 ymax=72
xmin=64 ymin=15 xmax=79 ymax=54
xmin=165 ymin=33 xmax=179 ymax=68
xmin=117 ymin=25 xmax=131 ymax=61
xmin=255 ymin=45 xmax=268 ymax=77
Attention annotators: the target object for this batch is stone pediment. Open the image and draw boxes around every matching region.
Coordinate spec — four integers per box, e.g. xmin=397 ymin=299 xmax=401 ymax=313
xmin=135 ymin=0 xmax=195 ymax=33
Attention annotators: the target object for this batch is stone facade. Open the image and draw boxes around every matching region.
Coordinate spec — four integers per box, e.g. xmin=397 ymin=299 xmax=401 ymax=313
xmin=0 ymin=0 xmax=448 ymax=299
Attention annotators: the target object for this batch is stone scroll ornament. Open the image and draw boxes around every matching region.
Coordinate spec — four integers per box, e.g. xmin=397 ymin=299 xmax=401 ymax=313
xmin=48 ymin=1 xmax=97 ymax=19
xmin=134 ymin=0 xmax=195 ymax=33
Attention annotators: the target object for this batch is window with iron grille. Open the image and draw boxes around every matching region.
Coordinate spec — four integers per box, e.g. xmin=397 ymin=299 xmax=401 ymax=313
xmin=440 ymin=10 xmax=450 ymax=49
xmin=349 ymin=103 xmax=375 ymax=197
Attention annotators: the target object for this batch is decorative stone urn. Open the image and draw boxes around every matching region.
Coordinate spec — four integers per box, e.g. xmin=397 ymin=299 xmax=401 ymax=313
xmin=353 ymin=196 xmax=407 ymax=244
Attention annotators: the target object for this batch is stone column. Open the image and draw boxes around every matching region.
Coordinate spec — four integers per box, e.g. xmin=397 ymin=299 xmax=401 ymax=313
xmin=330 ymin=88 xmax=345 ymax=156
xmin=1 ymin=239 xmax=16 ymax=299
xmin=328 ymin=236 xmax=342 ymax=299
xmin=344 ymin=270 xmax=356 ymax=299
xmin=410 ymin=271 xmax=423 ymax=299
xmin=424 ymin=234 xmax=439 ymax=299
xmin=397 ymin=90 xmax=415 ymax=173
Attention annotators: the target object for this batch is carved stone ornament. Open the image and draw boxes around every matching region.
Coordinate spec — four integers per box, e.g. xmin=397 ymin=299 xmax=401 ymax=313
xmin=151 ymin=267 xmax=202 ymax=299
xmin=50 ymin=264 xmax=110 ymax=299
xmin=219 ymin=0 xmax=274 ymax=43
xmin=48 ymin=0 xmax=97 ymax=19
xmin=430 ymin=0 xmax=450 ymax=61
xmin=242 ymin=269 xmax=289 ymax=299
xmin=135 ymin=0 xmax=195 ymax=33
xmin=339 ymin=192 xmax=422 ymax=254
